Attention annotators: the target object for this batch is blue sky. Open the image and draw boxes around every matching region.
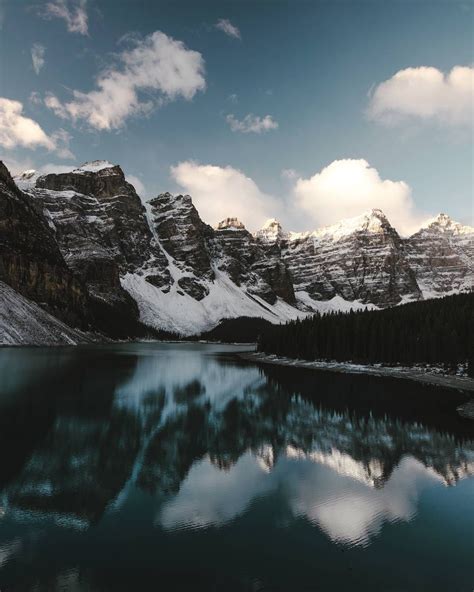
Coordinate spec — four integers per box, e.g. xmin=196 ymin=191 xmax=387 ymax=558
xmin=1 ymin=0 xmax=472 ymax=233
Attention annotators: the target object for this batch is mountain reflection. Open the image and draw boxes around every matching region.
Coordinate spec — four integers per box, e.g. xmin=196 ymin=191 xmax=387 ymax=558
xmin=0 ymin=343 xmax=473 ymax=548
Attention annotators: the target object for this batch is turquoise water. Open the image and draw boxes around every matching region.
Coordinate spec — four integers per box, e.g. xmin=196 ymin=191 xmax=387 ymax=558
xmin=0 ymin=343 xmax=473 ymax=591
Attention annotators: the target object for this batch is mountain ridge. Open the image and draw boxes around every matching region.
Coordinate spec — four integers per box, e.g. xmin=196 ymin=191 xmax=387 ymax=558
xmin=0 ymin=160 xmax=471 ymax=343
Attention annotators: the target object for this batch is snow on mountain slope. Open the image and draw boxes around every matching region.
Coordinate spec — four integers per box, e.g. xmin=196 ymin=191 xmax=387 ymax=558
xmin=287 ymin=209 xmax=390 ymax=243
xmin=254 ymin=219 xmax=288 ymax=244
xmin=73 ymin=160 xmax=116 ymax=174
xmin=294 ymin=291 xmax=377 ymax=313
xmin=122 ymin=269 xmax=305 ymax=336
xmin=7 ymin=160 xmax=473 ymax=342
xmin=0 ymin=281 xmax=92 ymax=346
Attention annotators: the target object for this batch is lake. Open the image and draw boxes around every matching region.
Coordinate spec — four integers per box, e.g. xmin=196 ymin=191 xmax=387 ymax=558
xmin=0 ymin=343 xmax=473 ymax=591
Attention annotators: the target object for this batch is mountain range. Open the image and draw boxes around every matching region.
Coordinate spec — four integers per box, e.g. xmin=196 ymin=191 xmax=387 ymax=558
xmin=0 ymin=159 xmax=472 ymax=344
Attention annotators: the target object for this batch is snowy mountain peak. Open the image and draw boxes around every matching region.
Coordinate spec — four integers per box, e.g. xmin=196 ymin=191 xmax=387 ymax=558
xmin=73 ymin=160 xmax=116 ymax=174
xmin=216 ymin=217 xmax=246 ymax=231
xmin=418 ymin=213 xmax=473 ymax=236
xmin=14 ymin=169 xmax=41 ymax=190
xmin=367 ymin=207 xmax=388 ymax=220
xmin=17 ymin=169 xmax=37 ymax=180
xmin=262 ymin=217 xmax=281 ymax=229
xmin=255 ymin=218 xmax=286 ymax=243
xmin=434 ymin=212 xmax=452 ymax=225
xmin=307 ymin=208 xmax=392 ymax=242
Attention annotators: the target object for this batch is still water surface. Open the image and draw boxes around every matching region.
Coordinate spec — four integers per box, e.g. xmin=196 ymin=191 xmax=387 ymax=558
xmin=0 ymin=343 xmax=473 ymax=591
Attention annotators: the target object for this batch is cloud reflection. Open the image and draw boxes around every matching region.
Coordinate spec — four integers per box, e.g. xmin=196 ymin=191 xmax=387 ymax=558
xmin=158 ymin=449 xmax=446 ymax=547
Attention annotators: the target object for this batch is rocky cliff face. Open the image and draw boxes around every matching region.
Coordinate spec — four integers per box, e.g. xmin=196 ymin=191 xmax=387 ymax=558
xmin=280 ymin=210 xmax=422 ymax=307
xmin=0 ymin=161 xmax=88 ymax=327
xmin=405 ymin=214 xmax=473 ymax=297
xmin=20 ymin=161 xmax=166 ymax=336
xmin=210 ymin=217 xmax=295 ymax=305
xmin=3 ymin=160 xmax=472 ymax=341
xmin=147 ymin=192 xmax=214 ymax=300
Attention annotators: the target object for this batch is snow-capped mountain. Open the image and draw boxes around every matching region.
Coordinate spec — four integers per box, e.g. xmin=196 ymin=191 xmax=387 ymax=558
xmin=1 ymin=160 xmax=472 ymax=343
xmin=405 ymin=213 xmax=474 ymax=298
xmin=281 ymin=209 xmax=422 ymax=307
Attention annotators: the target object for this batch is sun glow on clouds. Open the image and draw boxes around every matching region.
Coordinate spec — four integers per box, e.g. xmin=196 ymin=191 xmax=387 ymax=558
xmin=171 ymin=161 xmax=278 ymax=231
xmin=171 ymin=159 xmax=424 ymax=235
xmin=293 ymin=159 xmax=422 ymax=236
xmin=45 ymin=31 xmax=206 ymax=131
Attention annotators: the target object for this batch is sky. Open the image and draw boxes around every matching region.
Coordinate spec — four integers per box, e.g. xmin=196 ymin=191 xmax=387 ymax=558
xmin=0 ymin=0 xmax=473 ymax=234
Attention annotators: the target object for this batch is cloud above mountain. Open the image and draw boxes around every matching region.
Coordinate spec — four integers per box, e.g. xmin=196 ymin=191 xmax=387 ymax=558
xmin=293 ymin=159 xmax=422 ymax=235
xmin=0 ymin=97 xmax=73 ymax=158
xmin=45 ymin=31 xmax=206 ymax=130
xmin=171 ymin=161 xmax=279 ymax=231
xmin=368 ymin=65 xmax=474 ymax=126
xmin=171 ymin=158 xmax=424 ymax=235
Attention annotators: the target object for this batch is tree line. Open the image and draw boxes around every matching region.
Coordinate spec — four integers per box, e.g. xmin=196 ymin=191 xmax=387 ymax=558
xmin=257 ymin=292 xmax=474 ymax=376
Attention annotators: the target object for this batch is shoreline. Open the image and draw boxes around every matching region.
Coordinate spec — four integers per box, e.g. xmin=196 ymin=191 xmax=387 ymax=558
xmin=241 ymin=352 xmax=474 ymax=394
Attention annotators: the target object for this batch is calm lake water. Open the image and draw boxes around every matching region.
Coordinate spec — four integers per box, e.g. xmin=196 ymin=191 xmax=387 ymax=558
xmin=0 ymin=343 xmax=473 ymax=591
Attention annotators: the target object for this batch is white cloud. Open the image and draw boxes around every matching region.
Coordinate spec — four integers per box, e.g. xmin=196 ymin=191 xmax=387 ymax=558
xmin=29 ymin=91 xmax=42 ymax=105
xmin=368 ymin=65 xmax=474 ymax=126
xmin=215 ymin=18 xmax=241 ymax=39
xmin=227 ymin=93 xmax=238 ymax=104
xmin=293 ymin=159 xmax=422 ymax=235
xmin=171 ymin=158 xmax=425 ymax=235
xmin=171 ymin=161 xmax=278 ymax=231
xmin=41 ymin=0 xmax=88 ymax=35
xmin=45 ymin=31 xmax=206 ymax=130
xmin=281 ymin=168 xmax=297 ymax=180
xmin=44 ymin=93 xmax=67 ymax=117
xmin=126 ymin=174 xmax=145 ymax=196
xmin=50 ymin=128 xmax=75 ymax=159
xmin=226 ymin=113 xmax=278 ymax=134
xmin=2 ymin=157 xmax=78 ymax=177
xmin=31 ymin=43 xmax=46 ymax=75
xmin=0 ymin=97 xmax=74 ymax=158
xmin=0 ymin=97 xmax=55 ymax=151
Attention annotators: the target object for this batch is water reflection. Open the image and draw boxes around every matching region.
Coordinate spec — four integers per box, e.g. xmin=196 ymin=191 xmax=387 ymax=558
xmin=0 ymin=343 xmax=473 ymax=589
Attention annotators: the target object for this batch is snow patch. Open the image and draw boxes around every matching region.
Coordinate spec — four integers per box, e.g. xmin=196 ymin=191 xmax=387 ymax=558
xmin=73 ymin=160 xmax=116 ymax=174
xmin=122 ymin=270 xmax=306 ymax=336
xmin=0 ymin=281 xmax=91 ymax=346
xmin=289 ymin=209 xmax=391 ymax=243
xmin=295 ymin=291 xmax=378 ymax=313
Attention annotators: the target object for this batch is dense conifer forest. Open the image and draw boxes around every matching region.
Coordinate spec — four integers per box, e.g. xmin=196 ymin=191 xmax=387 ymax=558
xmin=257 ymin=292 xmax=474 ymax=376
xmin=196 ymin=317 xmax=272 ymax=343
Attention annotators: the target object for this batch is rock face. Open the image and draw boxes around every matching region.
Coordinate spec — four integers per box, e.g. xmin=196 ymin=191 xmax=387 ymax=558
xmin=33 ymin=161 xmax=154 ymax=275
xmin=22 ymin=161 xmax=165 ymax=335
xmin=405 ymin=214 xmax=474 ymax=297
xmin=280 ymin=210 xmax=421 ymax=307
xmin=3 ymin=160 xmax=472 ymax=340
xmin=145 ymin=200 xmax=295 ymax=306
xmin=0 ymin=281 xmax=92 ymax=346
xmin=148 ymin=192 xmax=214 ymax=300
xmin=0 ymin=162 xmax=88 ymax=327
xmin=211 ymin=218 xmax=295 ymax=304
